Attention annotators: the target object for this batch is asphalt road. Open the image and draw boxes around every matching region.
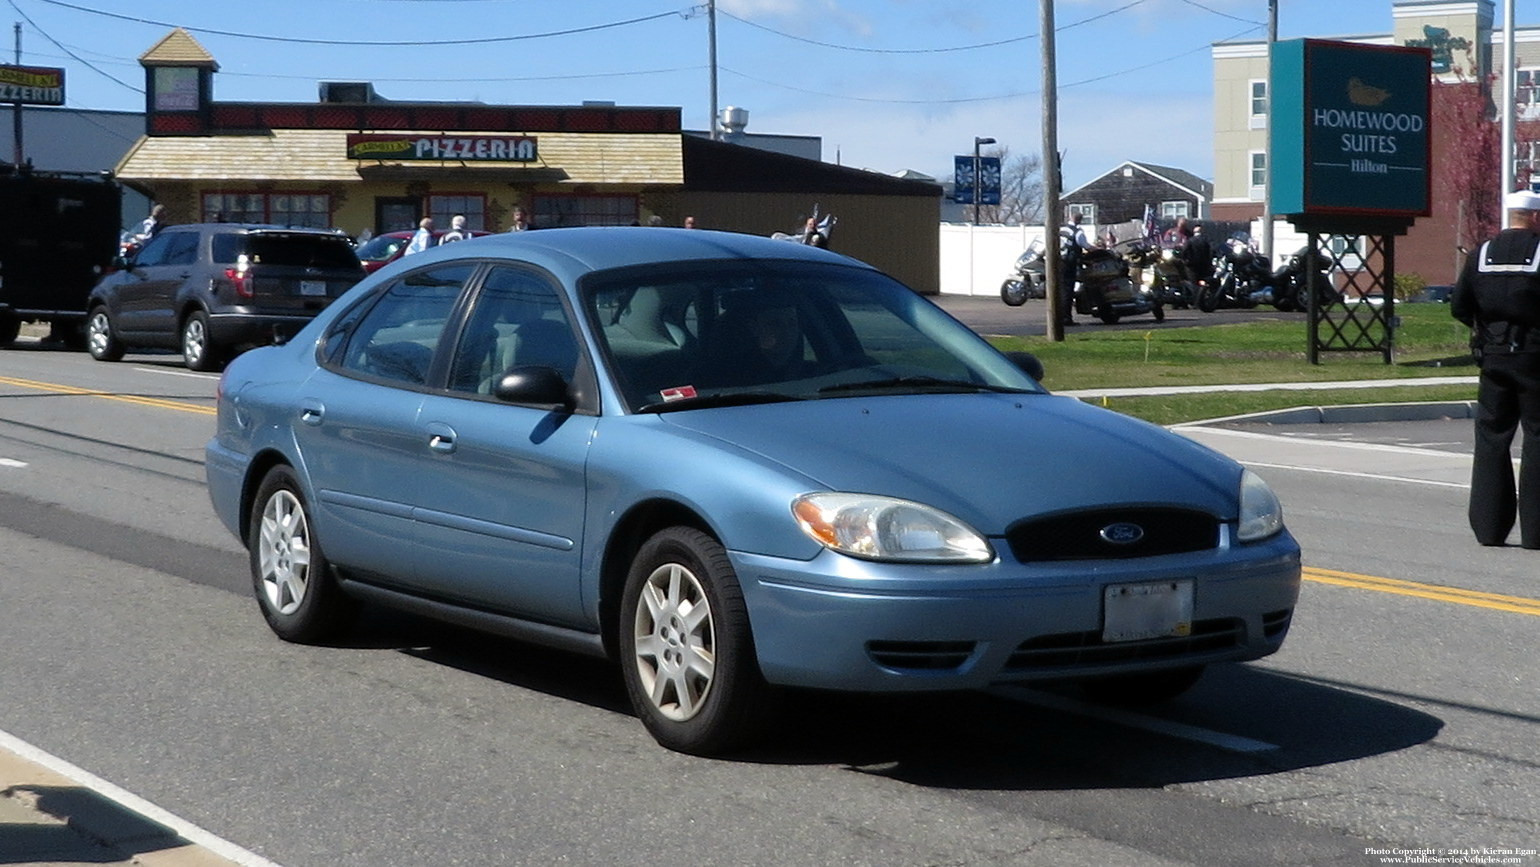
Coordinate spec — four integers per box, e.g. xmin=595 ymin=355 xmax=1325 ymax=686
xmin=0 ymin=340 xmax=1536 ymax=867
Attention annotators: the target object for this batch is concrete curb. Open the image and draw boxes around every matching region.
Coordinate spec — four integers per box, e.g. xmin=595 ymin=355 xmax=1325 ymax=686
xmin=1185 ymin=400 xmax=1479 ymax=426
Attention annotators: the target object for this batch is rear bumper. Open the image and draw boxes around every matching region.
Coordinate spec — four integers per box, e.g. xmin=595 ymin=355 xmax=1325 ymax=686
xmin=207 ymin=312 xmax=319 ymax=347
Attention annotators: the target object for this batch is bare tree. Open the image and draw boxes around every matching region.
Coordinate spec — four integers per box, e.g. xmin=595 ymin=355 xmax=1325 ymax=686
xmin=975 ymin=145 xmax=1044 ymax=225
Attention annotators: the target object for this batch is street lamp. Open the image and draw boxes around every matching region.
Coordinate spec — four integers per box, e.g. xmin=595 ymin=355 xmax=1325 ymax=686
xmin=973 ymin=136 xmax=996 ymax=224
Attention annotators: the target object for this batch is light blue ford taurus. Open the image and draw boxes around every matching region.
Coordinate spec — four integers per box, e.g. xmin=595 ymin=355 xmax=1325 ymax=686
xmin=206 ymin=227 xmax=1300 ymax=755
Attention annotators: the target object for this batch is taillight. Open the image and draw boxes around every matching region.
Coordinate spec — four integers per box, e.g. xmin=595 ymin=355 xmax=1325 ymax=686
xmin=226 ymin=254 xmax=253 ymax=298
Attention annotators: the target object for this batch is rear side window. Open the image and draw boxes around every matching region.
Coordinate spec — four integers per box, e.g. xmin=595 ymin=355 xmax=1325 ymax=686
xmin=210 ymin=233 xmax=360 ymax=269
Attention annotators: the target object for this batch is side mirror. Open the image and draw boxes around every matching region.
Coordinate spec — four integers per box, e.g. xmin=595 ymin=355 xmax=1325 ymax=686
xmin=1004 ymin=351 xmax=1044 ymax=382
xmin=493 ymin=365 xmax=573 ymax=409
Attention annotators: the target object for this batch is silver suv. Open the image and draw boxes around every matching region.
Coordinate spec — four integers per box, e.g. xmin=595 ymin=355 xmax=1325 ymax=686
xmin=86 ymin=224 xmax=365 ymax=370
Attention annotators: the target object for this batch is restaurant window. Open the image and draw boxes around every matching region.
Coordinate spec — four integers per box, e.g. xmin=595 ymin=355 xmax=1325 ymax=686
xmin=201 ymin=192 xmax=332 ymax=228
xmin=533 ymin=194 xmax=638 ymax=228
xmin=428 ymin=194 xmax=486 ymax=231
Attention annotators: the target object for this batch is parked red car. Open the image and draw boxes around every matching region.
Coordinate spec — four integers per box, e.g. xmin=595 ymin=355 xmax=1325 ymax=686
xmin=355 ymin=229 xmax=491 ymax=274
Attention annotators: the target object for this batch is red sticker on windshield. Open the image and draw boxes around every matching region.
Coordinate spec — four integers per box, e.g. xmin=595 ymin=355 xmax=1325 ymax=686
xmin=660 ymin=386 xmax=697 ymax=402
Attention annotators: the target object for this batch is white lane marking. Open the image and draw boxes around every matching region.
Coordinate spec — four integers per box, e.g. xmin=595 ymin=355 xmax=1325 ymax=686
xmin=990 ymin=686 xmax=1281 ymax=754
xmin=0 ymin=458 xmax=26 ymax=468
xmin=133 ymin=366 xmax=219 ymax=380
xmin=0 ymin=726 xmax=284 ymax=867
xmin=1241 ymin=460 xmax=1470 ymax=489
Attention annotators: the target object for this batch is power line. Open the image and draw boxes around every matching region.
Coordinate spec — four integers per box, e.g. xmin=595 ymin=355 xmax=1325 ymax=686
xmin=5 ymin=0 xmax=142 ymax=93
xmin=716 ymin=1 xmax=1145 ymax=55
xmin=30 ymin=0 xmax=690 ymax=47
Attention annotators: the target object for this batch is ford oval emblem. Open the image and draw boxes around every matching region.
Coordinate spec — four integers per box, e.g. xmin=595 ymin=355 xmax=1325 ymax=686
xmin=1099 ymin=522 xmax=1145 ymax=545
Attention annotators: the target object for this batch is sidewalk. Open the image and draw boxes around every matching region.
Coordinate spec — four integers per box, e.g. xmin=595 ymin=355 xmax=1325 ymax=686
xmin=0 ymin=730 xmax=266 ymax=867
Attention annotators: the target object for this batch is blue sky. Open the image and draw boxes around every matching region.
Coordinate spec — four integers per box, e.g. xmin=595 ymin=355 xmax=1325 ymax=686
xmin=9 ymin=0 xmax=1402 ymax=188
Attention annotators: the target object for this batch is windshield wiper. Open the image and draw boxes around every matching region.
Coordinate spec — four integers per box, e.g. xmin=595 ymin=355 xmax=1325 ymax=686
xmin=637 ymin=391 xmax=805 ymax=413
xmin=818 ymin=376 xmax=1034 ymax=396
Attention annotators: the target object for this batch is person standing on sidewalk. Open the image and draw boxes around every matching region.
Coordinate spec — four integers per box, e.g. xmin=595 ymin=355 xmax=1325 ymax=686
xmin=1451 ymin=189 xmax=1540 ymax=549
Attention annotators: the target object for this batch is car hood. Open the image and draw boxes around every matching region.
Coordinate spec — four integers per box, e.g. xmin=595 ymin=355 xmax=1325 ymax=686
xmin=658 ymin=393 xmax=1241 ymax=534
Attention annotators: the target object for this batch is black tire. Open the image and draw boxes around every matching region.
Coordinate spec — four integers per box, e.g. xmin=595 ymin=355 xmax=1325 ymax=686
xmin=182 ymin=309 xmax=221 ymax=371
xmin=1000 ymin=279 xmax=1029 ymax=307
xmin=1197 ymin=283 xmax=1222 ymax=313
xmin=1152 ymin=303 xmax=1165 ymax=323
xmin=85 ymin=306 xmax=125 ymax=361
xmin=1098 ymin=308 xmax=1120 ymax=325
xmin=248 ymin=465 xmax=357 ymax=643
xmin=619 ymin=526 xmax=775 ymax=755
xmin=0 ymin=311 xmax=19 ymax=348
xmin=1080 ymin=665 xmax=1205 ymax=707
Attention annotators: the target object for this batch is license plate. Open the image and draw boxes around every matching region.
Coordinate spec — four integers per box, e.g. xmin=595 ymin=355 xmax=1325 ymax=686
xmin=1103 ymin=580 xmax=1194 ymax=642
xmin=300 ymin=280 xmax=327 ymax=296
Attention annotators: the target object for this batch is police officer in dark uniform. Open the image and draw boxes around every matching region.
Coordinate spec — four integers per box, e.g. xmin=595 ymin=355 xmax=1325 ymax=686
xmin=1451 ymin=189 xmax=1540 ymax=548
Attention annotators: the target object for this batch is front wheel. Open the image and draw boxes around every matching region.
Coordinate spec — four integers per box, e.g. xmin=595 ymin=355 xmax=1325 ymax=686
xmin=249 ymin=465 xmax=357 ymax=643
xmin=1197 ymin=283 xmax=1222 ymax=313
xmin=1152 ymin=303 xmax=1165 ymax=323
xmin=1098 ymin=308 xmax=1121 ymax=325
xmin=1000 ymin=278 xmax=1029 ymax=307
xmin=86 ymin=306 xmax=125 ymax=361
xmin=620 ymin=527 xmax=775 ymax=755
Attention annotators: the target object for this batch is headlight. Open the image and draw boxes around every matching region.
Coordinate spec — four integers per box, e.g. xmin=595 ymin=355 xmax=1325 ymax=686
xmin=1237 ymin=469 xmax=1284 ymax=542
xmin=791 ymin=493 xmax=994 ymax=563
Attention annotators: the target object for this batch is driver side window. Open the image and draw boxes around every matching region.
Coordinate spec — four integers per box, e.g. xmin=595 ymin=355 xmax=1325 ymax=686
xmin=337 ymin=264 xmax=474 ymax=386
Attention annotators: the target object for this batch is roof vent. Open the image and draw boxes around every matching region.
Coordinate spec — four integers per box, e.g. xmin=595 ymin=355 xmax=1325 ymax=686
xmin=717 ymin=106 xmax=749 ymax=140
xmin=319 ymin=82 xmax=378 ymax=104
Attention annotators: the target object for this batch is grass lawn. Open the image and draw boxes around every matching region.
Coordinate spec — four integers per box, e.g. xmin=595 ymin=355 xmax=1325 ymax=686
xmin=986 ymin=303 xmax=1479 ymax=425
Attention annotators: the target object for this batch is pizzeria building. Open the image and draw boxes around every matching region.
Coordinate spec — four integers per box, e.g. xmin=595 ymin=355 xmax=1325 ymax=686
xmin=116 ymin=28 xmax=943 ymax=292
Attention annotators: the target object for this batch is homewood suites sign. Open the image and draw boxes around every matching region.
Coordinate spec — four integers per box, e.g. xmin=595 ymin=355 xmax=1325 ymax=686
xmin=346 ymin=133 xmax=538 ymax=162
xmin=1270 ymin=39 xmax=1431 ymax=218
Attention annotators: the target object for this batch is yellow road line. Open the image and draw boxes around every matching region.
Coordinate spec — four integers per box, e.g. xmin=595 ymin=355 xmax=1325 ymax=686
xmin=1304 ymin=566 xmax=1540 ymax=616
xmin=0 ymin=375 xmax=216 ymax=416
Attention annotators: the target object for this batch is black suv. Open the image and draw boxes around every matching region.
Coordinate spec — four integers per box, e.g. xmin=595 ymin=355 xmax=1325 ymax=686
xmin=86 ymin=224 xmax=365 ymax=370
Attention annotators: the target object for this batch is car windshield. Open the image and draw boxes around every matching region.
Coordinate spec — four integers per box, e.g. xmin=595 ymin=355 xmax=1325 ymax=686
xmin=583 ymin=260 xmax=1043 ymax=413
xmin=355 ymin=234 xmax=408 ymax=264
xmin=211 ymin=233 xmax=362 ymax=269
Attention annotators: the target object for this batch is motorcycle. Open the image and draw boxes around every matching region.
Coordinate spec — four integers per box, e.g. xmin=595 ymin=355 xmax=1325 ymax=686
xmin=1201 ymin=236 xmax=1335 ymax=313
xmin=1000 ymin=239 xmax=1046 ymax=306
xmin=1073 ymin=246 xmax=1163 ymax=324
xmin=1126 ymin=242 xmax=1197 ymax=309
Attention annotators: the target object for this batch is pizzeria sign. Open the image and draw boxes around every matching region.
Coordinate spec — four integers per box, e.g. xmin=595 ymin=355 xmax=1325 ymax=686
xmin=0 ymin=65 xmax=64 ymax=106
xmin=346 ymin=133 xmax=538 ymax=162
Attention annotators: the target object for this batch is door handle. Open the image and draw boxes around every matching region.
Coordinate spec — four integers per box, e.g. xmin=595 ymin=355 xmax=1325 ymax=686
xmin=298 ymin=401 xmax=325 ymax=426
xmin=426 ymin=422 xmax=457 ymax=454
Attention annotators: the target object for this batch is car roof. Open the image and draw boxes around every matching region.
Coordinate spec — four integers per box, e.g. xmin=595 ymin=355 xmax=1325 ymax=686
xmin=162 ymin=223 xmax=351 ymax=237
xmin=406 ymin=226 xmax=866 ymax=278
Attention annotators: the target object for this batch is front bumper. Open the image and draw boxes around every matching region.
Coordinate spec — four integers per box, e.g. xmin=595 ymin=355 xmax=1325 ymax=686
xmin=734 ymin=530 xmax=1300 ymax=692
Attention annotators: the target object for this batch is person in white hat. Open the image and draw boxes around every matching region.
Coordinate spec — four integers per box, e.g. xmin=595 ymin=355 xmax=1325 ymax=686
xmin=1450 ymin=189 xmax=1540 ymax=548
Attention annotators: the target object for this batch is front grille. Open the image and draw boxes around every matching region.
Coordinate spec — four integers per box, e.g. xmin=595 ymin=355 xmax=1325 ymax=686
xmin=1006 ymin=507 xmax=1219 ymax=562
xmin=1004 ymin=617 xmax=1243 ymax=671
xmin=867 ymin=640 xmax=977 ymax=672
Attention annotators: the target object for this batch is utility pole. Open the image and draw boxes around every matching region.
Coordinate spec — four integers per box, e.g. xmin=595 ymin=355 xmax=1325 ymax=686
xmin=1041 ymin=0 xmax=1063 ymax=342
xmin=1261 ymin=0 xmax=1277 ymax=263
xmin=12 ymin=23 xmax=22 ymax=166
xmin=1502 ymin=0 xmax=1516 ymax=226
xmin=707 ymin=0 xmax=719 ymax=140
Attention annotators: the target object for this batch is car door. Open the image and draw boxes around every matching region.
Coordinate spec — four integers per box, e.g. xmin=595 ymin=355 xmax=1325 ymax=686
xmin=411 ymin=264 xmax=596 ymax=627
xmin=112 ymin=231 xmax=194 ymax=335
xmin=295 ymin=263 xmax=475 ymax=584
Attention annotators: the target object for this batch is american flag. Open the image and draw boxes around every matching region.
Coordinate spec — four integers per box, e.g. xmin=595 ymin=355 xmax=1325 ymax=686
xmin=1142 ymin=204 xmax=1158 ymax=247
